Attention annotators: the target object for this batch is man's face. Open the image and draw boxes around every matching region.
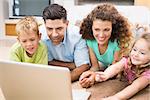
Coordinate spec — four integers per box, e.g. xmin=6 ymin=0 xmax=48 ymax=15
xmin=45 ymin=19 xmax=68 ymax=45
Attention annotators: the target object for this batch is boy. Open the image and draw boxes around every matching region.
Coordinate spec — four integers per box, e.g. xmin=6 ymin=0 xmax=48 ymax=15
xmin=10 ymin=16 xmax=48 ymax=64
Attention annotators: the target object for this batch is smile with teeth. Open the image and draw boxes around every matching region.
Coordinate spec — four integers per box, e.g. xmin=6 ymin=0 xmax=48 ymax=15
xmin=98 ymin=37 xmax=105 ymax=41
xmin=27 ymin=47 xmax=34 ymax=51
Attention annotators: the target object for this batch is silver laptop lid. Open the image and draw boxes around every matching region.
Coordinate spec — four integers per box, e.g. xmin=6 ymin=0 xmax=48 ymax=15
xmin=0 ymin=60 xmax=72 ymax=100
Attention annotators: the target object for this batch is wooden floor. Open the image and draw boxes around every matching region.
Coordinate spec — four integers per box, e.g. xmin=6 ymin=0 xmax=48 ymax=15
xmin=72 ymin=80 xmax=150 ymax=100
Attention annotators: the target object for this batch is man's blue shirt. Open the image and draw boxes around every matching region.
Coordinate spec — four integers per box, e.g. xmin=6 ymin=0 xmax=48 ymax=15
xmin=40 ymin=24 xmax=90 ymax=67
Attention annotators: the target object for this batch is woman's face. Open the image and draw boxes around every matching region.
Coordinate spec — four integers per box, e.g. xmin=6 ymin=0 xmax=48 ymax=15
xmin=130 ymin=38 xmax=150 ymax=66
xmin=92 ymin=19 xmax=112 ymax=46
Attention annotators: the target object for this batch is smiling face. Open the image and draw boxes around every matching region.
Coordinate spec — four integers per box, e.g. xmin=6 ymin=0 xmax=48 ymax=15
xmin=130 ymin=38 xmax=150 ymax=66
xmin=18 ymin=30 xmax=40 ymax=57
xmin=45 ymin=19 xmax=68 ymax=45
xmin=92 ymin=19 xmax=112 ymax=46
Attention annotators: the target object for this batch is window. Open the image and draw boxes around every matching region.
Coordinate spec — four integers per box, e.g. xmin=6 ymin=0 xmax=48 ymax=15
xmin=75 ymin=0 xmax=134 ymax=5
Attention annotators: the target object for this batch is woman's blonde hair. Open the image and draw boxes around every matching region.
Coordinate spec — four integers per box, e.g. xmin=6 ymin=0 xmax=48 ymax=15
xmin=16 ymin=16 xmax=39 ymax=35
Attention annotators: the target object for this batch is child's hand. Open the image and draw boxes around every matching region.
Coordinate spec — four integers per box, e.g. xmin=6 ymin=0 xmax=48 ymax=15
xmin=95 ymin=72 xmax=108 ymax=82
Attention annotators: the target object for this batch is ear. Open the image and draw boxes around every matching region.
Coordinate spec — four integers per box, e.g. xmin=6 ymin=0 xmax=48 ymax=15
xmin=17 ymin=37 xmax=20 ymax=42
xmin=65 ymin=20 xmax=69 ymax=26
xmin=38 ymin=33 xmax=41 ymax=40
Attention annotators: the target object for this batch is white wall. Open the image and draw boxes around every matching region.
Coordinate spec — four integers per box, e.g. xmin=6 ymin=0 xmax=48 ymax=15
xmin=65 ymin=5 xmax=150 ymax=26
xmin=0 ymin=0 xmax=9 ymax=37
xmin=54 ymin=1 xmax=150 ymax=26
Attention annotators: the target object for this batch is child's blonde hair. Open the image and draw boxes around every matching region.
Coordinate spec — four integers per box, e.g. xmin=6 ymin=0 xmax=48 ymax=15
xmin=16 ymin=16 xmax=39 ymax=35
xmin=137 ymin=32 xmax=150 ymax=50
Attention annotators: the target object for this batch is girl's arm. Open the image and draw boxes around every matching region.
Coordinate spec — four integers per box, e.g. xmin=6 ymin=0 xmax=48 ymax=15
xmin=88 ymin=47 xmax=100 ymax=71
xmin=103 ymin=59 xmax=125 ymax=79
xmin=113 ymin=76 xmax=149 ymax=100
xmin=96 ymin=59 xmax=125 ymax=82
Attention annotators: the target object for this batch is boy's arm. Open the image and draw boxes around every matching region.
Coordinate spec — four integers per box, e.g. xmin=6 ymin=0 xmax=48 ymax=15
xmin=9 ymin=46 xmax=22 ymax=62
xmin=37 ymin=43 xmax=48 ymax=64
xmin=113 ymin=76 xmax=149 ymax=100
xmin=10 ymin=53 xmax=21 ymax=62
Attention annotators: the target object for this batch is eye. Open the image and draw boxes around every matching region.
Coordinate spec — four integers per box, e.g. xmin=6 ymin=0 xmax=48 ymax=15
xmin=104 ymin=28 xmax=110 ymax=32
xmin=21 ymin=40 xmax=27 ymax=43
xmin=47 ymin=27 xmax=53 ymax=32
xmin=56 ymin=27 xmax=63 ymax=32
xmin=132 ymin=48 xmax=137 ymax=51
xmin=94 ymin=28 xmax=100 ymax=32
xmin=139 ymin=51 xmax=146 ymax=55
xmin=30 ymin=38 xmax=35 ymax=41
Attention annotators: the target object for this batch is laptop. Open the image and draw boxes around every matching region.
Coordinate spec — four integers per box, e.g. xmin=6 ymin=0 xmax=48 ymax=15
xmin=0 ymin=60 xmax=72 ymax=100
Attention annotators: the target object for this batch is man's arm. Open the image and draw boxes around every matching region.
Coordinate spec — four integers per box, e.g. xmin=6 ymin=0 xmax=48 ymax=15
xmin=68 ymin=34 xmax=91 ymax=82
xmin=71 ymin=64 xmax=90 ymax=82
xmin=49 ymin=60 xmax=90 ymax=82
xmin=48 ymin=60 xmax=76 ymax=70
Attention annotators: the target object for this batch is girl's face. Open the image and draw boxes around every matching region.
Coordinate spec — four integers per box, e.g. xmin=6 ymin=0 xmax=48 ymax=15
xmin=18 ymin=31 xmax=40 ymax=57
xmin=92 ymin=19 xmax=112 ymax=46
xmin=130 ymin=38 xmax=150 ymax=66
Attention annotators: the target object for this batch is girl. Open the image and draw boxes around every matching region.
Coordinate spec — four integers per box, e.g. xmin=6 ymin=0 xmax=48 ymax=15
xmin=79 ymin=3 xmax=133 ymax=88
xmin=96 ymin=33 xmax=150 ymax=100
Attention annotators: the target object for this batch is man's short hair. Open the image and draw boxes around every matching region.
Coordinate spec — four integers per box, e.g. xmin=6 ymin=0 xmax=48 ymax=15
xmin=42 ymin=4 xmax=67 ymax=22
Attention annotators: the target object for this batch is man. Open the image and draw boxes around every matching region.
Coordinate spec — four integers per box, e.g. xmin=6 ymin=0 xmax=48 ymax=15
xmin=41 ymin=4 xmax=90 ymax=82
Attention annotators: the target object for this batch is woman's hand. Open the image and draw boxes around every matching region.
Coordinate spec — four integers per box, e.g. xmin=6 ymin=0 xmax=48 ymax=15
xmin=79 ymin=70 xmax=96 ymax=88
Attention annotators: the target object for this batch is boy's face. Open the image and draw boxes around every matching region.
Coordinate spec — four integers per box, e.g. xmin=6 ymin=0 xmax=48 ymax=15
xmin=45 ymin=19 xmax=68 ymax=45
xmin=130 ymin=38 xmax=150 ymax=66
xmin=18 ymin=31 xmax=40 ymax=57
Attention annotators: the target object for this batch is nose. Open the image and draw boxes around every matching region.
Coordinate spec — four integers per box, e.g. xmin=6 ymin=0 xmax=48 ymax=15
xmin=51 ymin=29 xmax=58 ymax=38
xmin=26 ymin=41 xmax=32 ymax=46
xmin=98 ymin=31 xmax=104 ymax=37
xmin=134 ymin=51 xmax=139 ymax=56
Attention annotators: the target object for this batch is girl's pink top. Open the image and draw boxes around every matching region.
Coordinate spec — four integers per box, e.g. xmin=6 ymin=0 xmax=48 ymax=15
xmin=122 ymin=57 xmax=150 ymax=84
